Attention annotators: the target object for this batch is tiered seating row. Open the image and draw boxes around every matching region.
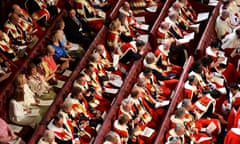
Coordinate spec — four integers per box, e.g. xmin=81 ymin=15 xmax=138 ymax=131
xmin=153 ymin=56 xmax=194 ymax=144
xmin=94 ymin=43 xmax=151 ymax=144
xmin=28 ymin=19 xmax=111 ymax=143
xmin=194 ymin=2 xmax=221 ymax=59
xmin=93 ymin=0 xmax=172 ymax=142
xmin=150 ymin=0 xmax=175 ymax=49
xmin=0 ymin=0 xmax=120 ymax=141
xmin=150 ymin=0 xmax=214 ymax=52
xmin=95 ymin=0 xmax=217 ymax=143
xmin=0 ymin=10 xmax=66 ymax=122
xmin=29 ymin=0 xmax=145 ymax=140
xmin=0 ymin=0 xmax=219 ymax=143
xmin=29 ymin=0 xmax=164 ymax=142
xmin=154 ymin=2 xmax=223 ymax=143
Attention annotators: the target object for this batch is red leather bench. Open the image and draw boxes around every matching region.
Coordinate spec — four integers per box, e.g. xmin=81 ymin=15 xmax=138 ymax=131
xmin=28 ymin=23 xmax=123 ymax=143
xmin=93 ymin=43 xmax=151 ymax=144
xmin=194 ymin=2 xmax=221 ymax=59
xmin=0 ymin=10 xmax=66 ymax=142
xmin=149 ymin=0 xmax=175 ymax=51
xmin=154 ymin=56 xmax=194 ymax=144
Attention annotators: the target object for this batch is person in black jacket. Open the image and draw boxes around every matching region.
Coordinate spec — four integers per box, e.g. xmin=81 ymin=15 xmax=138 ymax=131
xmin=63 ymin=8 xmax=94 ymax=49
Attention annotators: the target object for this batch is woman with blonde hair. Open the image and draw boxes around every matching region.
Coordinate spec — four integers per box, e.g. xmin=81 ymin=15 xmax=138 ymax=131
xmin=54 ymin=19 xmax=85 ymax=59
xmin=9 ymin=78 xmax=42 ymax=128
xmin=107 ymin=19 xmax=121 ymax=53
xmin=50 ymin=30 xmax=74 ymax=70
xmin=14 ymin=73 xmax=39 ymax=108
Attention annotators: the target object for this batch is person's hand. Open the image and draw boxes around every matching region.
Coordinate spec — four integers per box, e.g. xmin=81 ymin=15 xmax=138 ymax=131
xmin=134 ymin=117 xmax=141 ymax=123
xmin=35 ymin=98 xmax=40 ymax=104
xmin=69 ymin=57 xmax=75 ymax=61
xmin=11 ymin=134 xmax=18 ymax=140
xmin=24 ymin=108 xmax=31 ymax=113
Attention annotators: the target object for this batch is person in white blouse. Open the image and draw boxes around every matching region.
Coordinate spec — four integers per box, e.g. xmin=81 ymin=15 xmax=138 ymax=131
xmin=9 ymin=86 xmax=41 ymax=128
xmin=14 ymin=74 xmax=40 ymax=108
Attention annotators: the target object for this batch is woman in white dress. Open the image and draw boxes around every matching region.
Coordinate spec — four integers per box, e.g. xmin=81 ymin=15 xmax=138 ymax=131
xmin=14 ymin=73 xmax=39 ymax=108
xmin=9 ymin=85 xmax=41 ymax=128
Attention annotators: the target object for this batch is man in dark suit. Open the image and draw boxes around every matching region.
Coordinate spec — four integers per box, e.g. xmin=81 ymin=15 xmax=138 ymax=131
xmin=63 ymin=8 xmax=94 ymax=49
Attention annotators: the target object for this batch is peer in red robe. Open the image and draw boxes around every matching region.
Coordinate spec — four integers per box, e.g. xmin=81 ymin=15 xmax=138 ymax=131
xmin=224 ymin=128 xmax=240 ymax=144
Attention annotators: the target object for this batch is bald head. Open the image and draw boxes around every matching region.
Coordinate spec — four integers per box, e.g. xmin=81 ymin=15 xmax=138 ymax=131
xmin=122 ymin=1 xmax=130 ymax=11
xmin=221 ymin=10 xmax=229 ymax=20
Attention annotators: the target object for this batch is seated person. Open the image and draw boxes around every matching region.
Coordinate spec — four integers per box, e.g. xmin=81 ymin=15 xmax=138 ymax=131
xmin=74 ymin=0 xmax=105 ymax=31
xmin=177 ymin=0 xmax=197 ymax=23
xmin=145 ymin=51 xmax=182 ymax=79
xmin=55 ymin=19 xmax=85 ymax=58
xmin=224 ymin=83 xmax=240 ymax=130
xmin=107 ymin=19 xmax=121 ymax=53
xmin=138 ymin=67 xmax=173 ymax=99
xmin=25 ymin=0 xmax=59 ymax=27
xmin=168 ymin=1 xmax=196 ymax=33
xmin=74 ymin=73 xmax=111 ymax=112
xmin=0 ymin=117 xmax=24 ymax=144
xmin=4 ymin=13 xmax=29 ymax=46
xmin=93 ymin=44 xmax=113 ymax=67
xmin=103 ymin=131 xmax=121 ymax=144
xmin=34 ymin=54 xmax=58 ymax=85
xmin=168 ymin=43 xmax=188 ymax=67
xmin=38 ymin=130 xmax=56 ymax=144
xmin=220 ymin=0 xmax=240 ymax=28
xmin=9 ymin=86 xmax=41 ymax=128
xmin=193 ymin=92 xmax=224 ymax=133
xmin=169 ymin=108 xmax=212 ymax=144
xmin=222 ymin=27 xmax=240 ymax=67
xmin=59 ymin=99 xmax=78 ymax=122
xmin=215 ymin=10 xmax=233 ymax=40
xmin=128 ymin=88 xmax=152 ymax=127
xmin=154 ymin=42 xmax=183 ymax=74
xmin=0 ymin=30 xmax=18 ymax=61
xmin=49 ymin=30 xmax=75 ymax=69
xmin=89 ymin=0 xmax=111 ymax=11
xmin=89 ymin=52 xmax=123 ymax=88
xmin=118 ymin=13 xmax=135 ymax=40
xmin=27 ymin=63 xmax=56 ymax=100
xmin=14 ymin=73 xmax=40 ymax=108
xmin=119 ymin=40 xmax=145 ymax=65
xmin=47 ymin=113 xmax=80 ymax=144
xmin=134 ymin=79 xmax=166 ymax=119
xmin=63 ymin=8 xmax=93 ymax=48
xmin=165 ymin=123 xmax=187 ymax=143
xmin=68 ymin=86 xmax=103 ymax=123
xmin=94 ymin=44 xmax=124 ymax=76
xmin=12 ymin=4 xmax=43 ymax=39
xmin=113 ymin=114 xmax=129 ymax=144
xmin=41 ymin=45 xmax=68 ymax=75
xmin=224 ymin=128 xmax=240 ymax=144
xmin=119 ymin=1 xmax=149 ymax=34
xmin=80 ymin=63 xmax=103 ymax=94
xmin=0 ymin=57 xmax=12 ymax=82
xmin=164 ymin=11 xmax=184 ymax=39
xmin=156 ymin=21 xmax=175 ymax=45
xmin=184 ymin=75 xmax=202 ymax=102
xmin=77 ymin=117 xmax=97 ymax=144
